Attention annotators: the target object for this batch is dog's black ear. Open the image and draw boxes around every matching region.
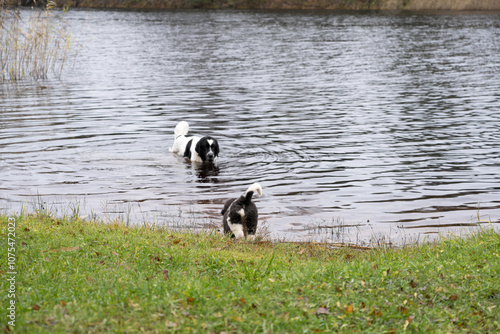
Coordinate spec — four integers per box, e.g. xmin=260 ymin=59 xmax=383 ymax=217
xmin=194 ymin=139 xmax=205 ymax=161
xmin=212 ymin=140 xmax=220 ymax=157
xmin=184 ymin=139 xmax=193 ymax=159
xmin=194 ymin=139 xmax=202 ymax=155
xmin=221 ymin=199 xmax=233 ymax=215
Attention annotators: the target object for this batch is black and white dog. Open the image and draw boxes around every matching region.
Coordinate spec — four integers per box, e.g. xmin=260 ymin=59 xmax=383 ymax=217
xmin=169 ymin=121 xmax=219 ymax=163
xmin=221 ymin=183 xmax=262 ymax=240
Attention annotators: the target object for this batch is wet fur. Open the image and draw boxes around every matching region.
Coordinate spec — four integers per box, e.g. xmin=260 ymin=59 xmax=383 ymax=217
xmin=221 ymin=183 xmax=262 ymax=240
xmin=169 ymin=121 xmax=219 ymax=163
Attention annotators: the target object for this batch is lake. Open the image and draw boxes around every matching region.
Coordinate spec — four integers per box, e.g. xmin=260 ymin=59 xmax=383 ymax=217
xmin=1 ymin=8 xmax=499 ymax=245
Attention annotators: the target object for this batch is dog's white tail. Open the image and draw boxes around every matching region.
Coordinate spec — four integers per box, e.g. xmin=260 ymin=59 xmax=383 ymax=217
xmin=174 ymin=121 xmax=189 ymax=139
xmin=244 ymin=183 xmax=262 ymax=198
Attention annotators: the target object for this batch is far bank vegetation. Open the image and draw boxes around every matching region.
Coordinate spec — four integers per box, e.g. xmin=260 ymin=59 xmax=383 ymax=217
xmin=4 ymin=0 xmax=500 ymax=11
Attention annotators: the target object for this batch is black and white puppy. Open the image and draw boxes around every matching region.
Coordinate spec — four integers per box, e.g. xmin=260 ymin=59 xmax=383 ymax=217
xmin=169 ymin=121 xmax=219 ymax=163
xmin=221 ymin=183 xmax=262 ymax=240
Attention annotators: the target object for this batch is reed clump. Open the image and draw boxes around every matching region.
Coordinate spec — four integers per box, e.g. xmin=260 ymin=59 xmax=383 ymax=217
xmin=0 ymin=1 xmax=75 ymax=81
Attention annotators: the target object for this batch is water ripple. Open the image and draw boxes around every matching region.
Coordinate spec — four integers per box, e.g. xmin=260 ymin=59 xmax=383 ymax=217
xmin=1 ymin=9 xmax=500 ymax=244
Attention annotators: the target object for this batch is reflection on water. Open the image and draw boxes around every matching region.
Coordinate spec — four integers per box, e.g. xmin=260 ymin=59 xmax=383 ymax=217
xmin=1 ymin=9 xmax=500 ymax=245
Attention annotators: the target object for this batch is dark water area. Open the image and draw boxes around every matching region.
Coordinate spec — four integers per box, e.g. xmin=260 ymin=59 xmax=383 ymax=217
xmin=1 ymin=9 xmax=500 ymax=245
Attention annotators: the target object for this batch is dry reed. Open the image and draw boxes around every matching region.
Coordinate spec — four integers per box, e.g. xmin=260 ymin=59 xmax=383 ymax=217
xmin=0 ymin=2 xmax=75 ymax=81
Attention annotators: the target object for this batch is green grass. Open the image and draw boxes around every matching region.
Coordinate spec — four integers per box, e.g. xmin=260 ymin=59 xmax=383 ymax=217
xmin=1 ymin=211 xmax=499 ymax=333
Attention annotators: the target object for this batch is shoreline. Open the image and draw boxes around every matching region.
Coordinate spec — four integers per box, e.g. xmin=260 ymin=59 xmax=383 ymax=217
xmin=1 ymin=212 xmax=499 ymax=332
xmin=6 ymin=0 xmax=500 ymax=11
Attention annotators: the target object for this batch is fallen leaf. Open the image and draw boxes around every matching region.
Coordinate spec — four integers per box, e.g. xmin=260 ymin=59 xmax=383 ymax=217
xmin=449 ymin=294 xmax=459 ymax=301
xmin=173 ymin=240 xmax=181 ymax=244
xmin=186 ymin=297 xmax=195 ymax=304
xmin=345 ymin=303 xmax=354 ymax=314
xmin=53 ymin=246 xmax=80 ymax=252
xmin=398 ymin=306 xmax=408 ymax=314
xmin=181 ymin=311 xmax=193 ymax=318
xmin=233 ymin=315 xmax=244 ymax=322
xmin=162 ymin=270 xmax=169 ymax=280
xmin=32 ymin=305 xmax=41 ymax=311
xmin=151 ymin=254 xmax=161 ymax=264
xmin=239 ymin=298 xmax=246 ymax=305
xmin=404 ymin=315 xmax=415 ymax=330
xmin=314 ymin=307 xmax=330 ymax=315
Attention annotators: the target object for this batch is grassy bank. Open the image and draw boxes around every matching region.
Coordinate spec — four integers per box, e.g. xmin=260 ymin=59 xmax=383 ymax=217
xmin=1 ymin=212 xmax=499 ymax=333
xmin=5 ymin=0 xmax=500 ymax=10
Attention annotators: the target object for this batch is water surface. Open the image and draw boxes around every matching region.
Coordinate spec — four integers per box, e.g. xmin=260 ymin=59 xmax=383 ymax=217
xmin=1 ymin=9 xmax=500 ymax=245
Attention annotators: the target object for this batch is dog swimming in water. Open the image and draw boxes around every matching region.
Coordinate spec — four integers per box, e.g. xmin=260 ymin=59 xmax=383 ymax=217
xmin=169 ymin=121 xmax=219 ymax=163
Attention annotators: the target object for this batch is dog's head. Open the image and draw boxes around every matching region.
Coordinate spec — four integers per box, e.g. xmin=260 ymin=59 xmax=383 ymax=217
xmin=195 ymin=136 xmax=219 ymax=163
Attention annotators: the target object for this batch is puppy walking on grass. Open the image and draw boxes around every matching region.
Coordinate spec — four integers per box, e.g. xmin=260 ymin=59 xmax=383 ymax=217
xmin=221 ymin=183 xmax=262 ymax=240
